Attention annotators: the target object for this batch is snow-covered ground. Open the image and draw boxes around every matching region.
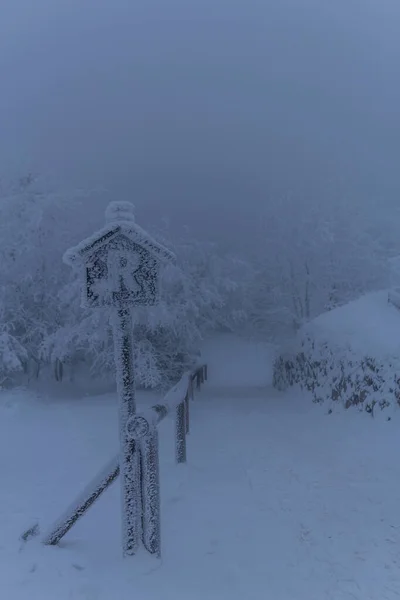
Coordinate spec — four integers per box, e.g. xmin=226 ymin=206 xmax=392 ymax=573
xmin=1 ymin=336 xmax=400 ymax=599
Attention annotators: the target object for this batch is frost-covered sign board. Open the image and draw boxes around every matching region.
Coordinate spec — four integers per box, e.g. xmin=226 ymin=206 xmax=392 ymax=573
xmin=64 ymin=202 xmax=174 ymax=308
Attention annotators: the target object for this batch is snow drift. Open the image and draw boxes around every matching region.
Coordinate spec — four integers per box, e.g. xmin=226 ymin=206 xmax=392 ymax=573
xmin=273 ymin=291 xmax=400 ymax=415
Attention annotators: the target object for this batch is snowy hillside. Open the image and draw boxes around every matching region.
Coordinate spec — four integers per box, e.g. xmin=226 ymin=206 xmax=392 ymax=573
xmin=274 ymin=291 xmax=400 ymax=415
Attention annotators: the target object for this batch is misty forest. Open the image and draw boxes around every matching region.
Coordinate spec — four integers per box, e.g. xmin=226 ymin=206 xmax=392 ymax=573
xmin=2 ymin=2 xmax=400 ymax=599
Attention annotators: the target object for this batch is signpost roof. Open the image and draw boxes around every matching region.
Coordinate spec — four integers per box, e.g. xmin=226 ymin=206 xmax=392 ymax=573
xmin=63 ymin=202 xmax=175 ymax=267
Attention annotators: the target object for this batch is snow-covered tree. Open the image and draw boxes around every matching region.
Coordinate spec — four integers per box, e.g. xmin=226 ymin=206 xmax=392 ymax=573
xmin=1 ymin=174 xmax=400 ymax=388
xmin=245 ymin=194 xmax=396 ymax=337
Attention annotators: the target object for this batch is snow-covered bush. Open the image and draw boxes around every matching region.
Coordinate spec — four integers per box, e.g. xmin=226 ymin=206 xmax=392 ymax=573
xmin=0 ymin=331 xmax=28 ymax=387
xmin=273 ymin=291 xmax=400 ymax=415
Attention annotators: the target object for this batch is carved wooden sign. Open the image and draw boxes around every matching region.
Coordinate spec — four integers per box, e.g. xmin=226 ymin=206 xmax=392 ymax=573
xmin=83 ymin=233 xmax=160 ymax=308
xmin=64 ymin=202 xmax=175 ymax=308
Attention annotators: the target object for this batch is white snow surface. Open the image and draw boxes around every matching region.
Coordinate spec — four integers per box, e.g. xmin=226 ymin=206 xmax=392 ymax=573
xmin=302 ymin=290 xmax=399 ymax=358
xmin=1 ymin=335 xmax=400 ymax=599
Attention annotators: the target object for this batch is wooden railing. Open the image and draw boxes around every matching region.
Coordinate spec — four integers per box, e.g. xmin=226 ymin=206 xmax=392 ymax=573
xmin=40 ymin=364 xmax=208 ymax=556
xmin=129 ymin=363 xmax=208 ymax=464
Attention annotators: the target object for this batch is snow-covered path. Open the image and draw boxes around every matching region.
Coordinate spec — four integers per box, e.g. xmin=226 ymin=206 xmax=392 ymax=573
xmin=1 ymin=339 xmax=400 ymax=599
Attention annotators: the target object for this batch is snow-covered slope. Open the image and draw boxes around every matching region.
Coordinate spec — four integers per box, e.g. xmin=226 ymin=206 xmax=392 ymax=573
xmin=274 ymin=290 xmax=400 ymax=414
xmin=304 ymin=291 xmax=400 ymax=358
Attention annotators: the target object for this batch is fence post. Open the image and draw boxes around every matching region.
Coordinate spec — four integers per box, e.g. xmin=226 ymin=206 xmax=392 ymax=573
xmin=112 ymin=304 xmax=141 ymax=556
xmin=189 ymin=375 xmax=194 ymax=401
xmin=184 ymin=391 xmax=190 ymax=434
xmin=175 ymin=401 xmax=187 ymax=463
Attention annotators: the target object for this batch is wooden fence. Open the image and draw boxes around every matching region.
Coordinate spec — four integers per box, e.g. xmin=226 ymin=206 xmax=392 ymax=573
xmin=40 ymin=364 xmax=208 ymax=557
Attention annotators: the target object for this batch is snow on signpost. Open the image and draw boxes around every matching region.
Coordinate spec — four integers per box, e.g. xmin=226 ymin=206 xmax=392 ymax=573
xmin=63 ymin=201 xmax=174 ymax=556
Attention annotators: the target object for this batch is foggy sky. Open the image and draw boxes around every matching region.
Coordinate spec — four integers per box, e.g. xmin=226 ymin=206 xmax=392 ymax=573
xmin=1 ymin=0 xmax=399 ymax=240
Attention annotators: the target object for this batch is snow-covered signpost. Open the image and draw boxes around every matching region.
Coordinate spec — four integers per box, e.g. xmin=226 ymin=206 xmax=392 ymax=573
xmin=63 ymin=202 xmax=174 ymax=556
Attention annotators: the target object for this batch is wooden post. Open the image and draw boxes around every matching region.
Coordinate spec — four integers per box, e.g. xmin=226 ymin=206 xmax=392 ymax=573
xmin=184 ymin=391 xmax=190 ymax=434
xmin=189 ymin=376 xmax=194 ymax=400
xmin=175 ymin=401 xmax=187 ymax=463
xmin=112 ymin=302 xmax=141 ymax=556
